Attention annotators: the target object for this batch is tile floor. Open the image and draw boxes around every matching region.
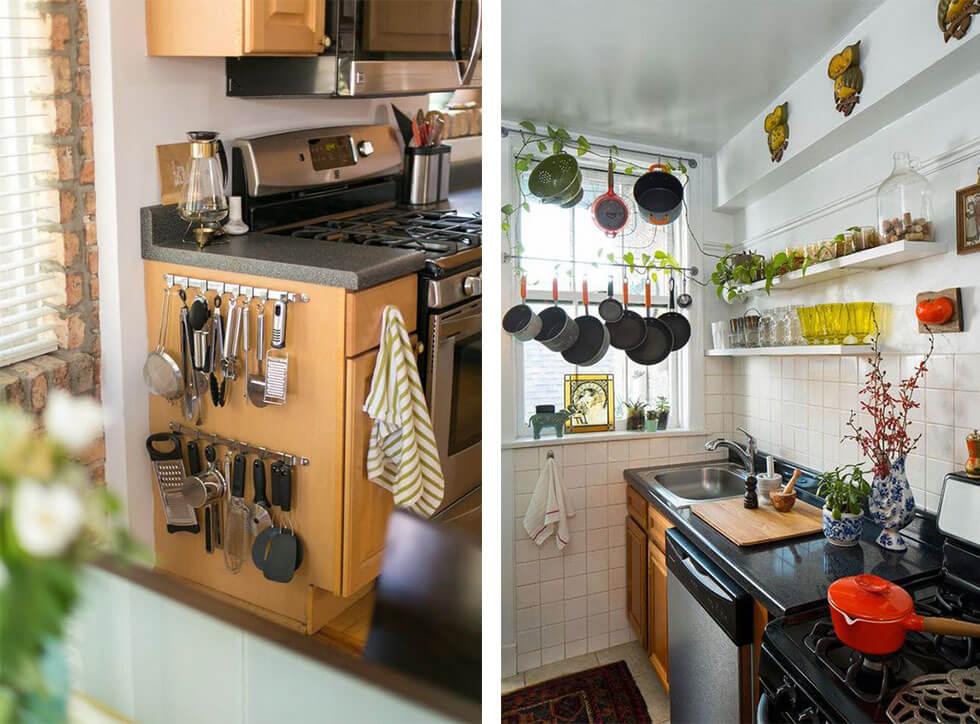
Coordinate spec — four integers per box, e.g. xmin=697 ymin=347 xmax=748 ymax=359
xmin=502 ymin=641 xmax=670 ymax=723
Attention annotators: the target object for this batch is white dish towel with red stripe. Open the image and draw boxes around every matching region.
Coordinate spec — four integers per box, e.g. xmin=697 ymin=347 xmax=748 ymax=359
xmin=364 ymin=305 xmax=445 ymax=517
xmin=523 ymin=455 xmax=575 ymax=550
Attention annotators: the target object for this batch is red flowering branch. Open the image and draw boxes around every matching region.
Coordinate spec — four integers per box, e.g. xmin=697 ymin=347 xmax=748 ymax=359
xmin=841 ymin=312 xmax=934 ymax=478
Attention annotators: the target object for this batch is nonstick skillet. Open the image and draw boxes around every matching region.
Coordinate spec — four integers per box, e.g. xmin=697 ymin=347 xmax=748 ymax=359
xmin=626 ymin=280 xmax=673 ymax=366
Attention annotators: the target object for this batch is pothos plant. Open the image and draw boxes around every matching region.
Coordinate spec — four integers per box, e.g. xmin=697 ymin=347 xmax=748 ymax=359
xmin=816 ymin=465 xmax=872 ymax=520
xmin=0 ymin=393 xmax=139 ymax=723
xmin=501 ymin=121 xmax=686 ymax=282
xmin=710 ymin=247 xmax=807 ymax=301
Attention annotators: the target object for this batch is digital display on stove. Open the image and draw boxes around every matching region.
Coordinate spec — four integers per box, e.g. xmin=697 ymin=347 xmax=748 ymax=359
xmin=307 ymin=135 xmax=355 ymax=171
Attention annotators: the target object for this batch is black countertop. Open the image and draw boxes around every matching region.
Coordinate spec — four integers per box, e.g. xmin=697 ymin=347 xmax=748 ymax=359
xmin=140 ymin=182 xmax=481 ymax=290
xmin=624 ymin=461 xmax=945 ymax=617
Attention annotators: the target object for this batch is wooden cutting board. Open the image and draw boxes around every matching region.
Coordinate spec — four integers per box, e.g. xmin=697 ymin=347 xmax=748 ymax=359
xmin=691 ymin=498 xmax=824 ymax=546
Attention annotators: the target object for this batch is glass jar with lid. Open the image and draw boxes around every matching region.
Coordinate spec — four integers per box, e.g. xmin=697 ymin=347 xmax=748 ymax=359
xmin=876 ymin=152 xmax=933 ymax=243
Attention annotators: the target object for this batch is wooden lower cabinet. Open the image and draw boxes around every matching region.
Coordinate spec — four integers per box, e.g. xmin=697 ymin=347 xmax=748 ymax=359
xmin=648 ymin=541 xmax=669 ymax=690
xmin=626 ymin=515 xmax=648 ymax=648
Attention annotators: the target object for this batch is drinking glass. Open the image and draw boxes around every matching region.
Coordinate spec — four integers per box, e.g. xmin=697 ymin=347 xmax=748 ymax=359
xmin=797 ymin=306 xmax=817 ymax=345
xmin=817 ymin=303 xmax=846 ymax=344
xmin=848 ymin=302 xmax=875 ymax=344
xmin=758 ymin=309 xmax=775 ymax=347
xmin=788 ymin=306 xmax=804 ymax=345
xmin=743 ymin=315 xmax=760 ymax=347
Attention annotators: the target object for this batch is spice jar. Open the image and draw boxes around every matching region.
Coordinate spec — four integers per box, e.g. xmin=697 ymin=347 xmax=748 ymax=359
xmin=966 ymin=430 xmax=980 ymax=479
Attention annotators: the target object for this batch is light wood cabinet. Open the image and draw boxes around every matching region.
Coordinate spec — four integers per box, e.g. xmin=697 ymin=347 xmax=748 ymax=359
xmin=626 ymin=515 xmax=648 ymax=648
xmin=146 ymin=0 xmax=325 ymax=57
xmin=648 ymin=540 xmax=669 ymax=690
xmin=143 ymin=260 xmax=417 ymax=634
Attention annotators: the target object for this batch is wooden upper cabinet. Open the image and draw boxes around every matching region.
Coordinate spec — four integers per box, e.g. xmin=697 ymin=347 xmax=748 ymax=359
xmin=245 ymin=0 xmax=325 ymax=54
xmin=146 ymin=0 xmax=325 ymax=57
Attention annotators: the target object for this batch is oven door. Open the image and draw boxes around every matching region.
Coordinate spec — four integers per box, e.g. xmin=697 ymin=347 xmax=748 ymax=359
xmin=426 ymin=296 xmax=481 ymax=514
xmin=339 ymin=0 xmax=482 ymax=96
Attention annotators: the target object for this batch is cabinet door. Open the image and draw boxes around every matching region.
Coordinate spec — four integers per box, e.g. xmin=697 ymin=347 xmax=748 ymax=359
xmin=648 ymin=542 xmax=670 ymax=690
xmin=245 ymin=0 xmax=325 ymax=54
xmin=341 ymin=346 xmax=395 ymax=596
xmin=626 ymin=516 xmax=648 ymax=647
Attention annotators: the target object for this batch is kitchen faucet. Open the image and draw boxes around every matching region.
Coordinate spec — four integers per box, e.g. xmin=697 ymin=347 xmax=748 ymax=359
xmin=705 ymin=427 xmax=757 ymax=476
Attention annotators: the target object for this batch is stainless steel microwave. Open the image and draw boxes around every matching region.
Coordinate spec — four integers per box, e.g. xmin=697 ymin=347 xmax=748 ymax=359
xmin=226 ymin=0 xmax=482 ymax=97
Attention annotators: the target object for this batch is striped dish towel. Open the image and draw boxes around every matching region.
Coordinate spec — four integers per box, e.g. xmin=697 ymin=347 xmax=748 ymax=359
xmin=364 ymin=305 xmax=445 ymax=517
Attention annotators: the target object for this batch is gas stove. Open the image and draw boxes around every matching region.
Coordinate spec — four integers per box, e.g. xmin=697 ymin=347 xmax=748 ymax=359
xmin=290 ymin=208 xmax=481 ymax=276
xmin=760 ymin=474 xmax=980 ymax=723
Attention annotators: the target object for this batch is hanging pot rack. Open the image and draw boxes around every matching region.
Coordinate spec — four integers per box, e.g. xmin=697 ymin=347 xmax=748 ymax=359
xmin=501 ymin=125 xmax=699 ymax=170
xmin=501 ymin=252 xmax=699 ymax=278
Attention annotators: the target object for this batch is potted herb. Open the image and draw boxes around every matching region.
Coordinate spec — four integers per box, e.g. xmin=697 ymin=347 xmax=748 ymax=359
xmin=816 ymin=465 xmax=872 ymax=546
xmin=653 ymin=396 xmax=670 ymax=430
xmin=645 ymin=410 xmax=659 ymax=432
xmin=623 ymin=399 xmax=648 ymax=431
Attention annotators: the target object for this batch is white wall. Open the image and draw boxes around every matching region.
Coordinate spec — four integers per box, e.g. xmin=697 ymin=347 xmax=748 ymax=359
xmin=714 ymin=7 xmax=980 ymax=513
xmin=88 ymin=0 xmax=427 ymax=539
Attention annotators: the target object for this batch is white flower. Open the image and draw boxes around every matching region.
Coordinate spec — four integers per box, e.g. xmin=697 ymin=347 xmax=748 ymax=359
xmin=43 ymin=391 xmax=104 ymax=454
xmin=12 ymin=481 xmax=84 ymax=557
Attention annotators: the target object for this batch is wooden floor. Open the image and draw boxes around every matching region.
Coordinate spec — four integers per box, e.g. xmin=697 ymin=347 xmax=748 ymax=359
xmin=313 ymin=590 xmax=376 ymax=656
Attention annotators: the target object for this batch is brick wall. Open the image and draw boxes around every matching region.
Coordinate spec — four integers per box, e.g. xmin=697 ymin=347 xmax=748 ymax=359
xmin=1 ymin=0 xmax=102 ymax=477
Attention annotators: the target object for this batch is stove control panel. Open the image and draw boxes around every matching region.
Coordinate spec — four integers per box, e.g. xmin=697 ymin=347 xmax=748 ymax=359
xmin=234 ymin=124 xmax=403 ymax=198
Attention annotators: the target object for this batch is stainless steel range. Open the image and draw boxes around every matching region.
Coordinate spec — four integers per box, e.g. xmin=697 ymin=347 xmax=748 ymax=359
xmin=231 ymin=124 xmax=481 ymax=519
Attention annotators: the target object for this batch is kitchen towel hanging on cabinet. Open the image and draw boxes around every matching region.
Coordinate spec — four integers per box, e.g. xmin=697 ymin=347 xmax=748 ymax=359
xmin=364 ymin=306 xmax=445 ymax=517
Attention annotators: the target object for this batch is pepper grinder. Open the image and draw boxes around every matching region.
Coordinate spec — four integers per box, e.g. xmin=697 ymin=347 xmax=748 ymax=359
xmin=744 ymin=474 xmax=759 ymax=509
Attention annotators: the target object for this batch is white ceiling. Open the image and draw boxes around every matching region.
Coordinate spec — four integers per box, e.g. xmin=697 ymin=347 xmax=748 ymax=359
xmin=503 ymin=0 xmax=886 ymax=153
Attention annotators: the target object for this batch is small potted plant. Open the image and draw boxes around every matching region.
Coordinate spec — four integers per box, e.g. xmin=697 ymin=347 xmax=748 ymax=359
xmin=816 ymin=465 xmax=872 ymax=546
xmin=644 ymin=409 xmax=658 ymax=432
xmin=653 ymin=396 xmax=670 ymax=430
xmin=623 ymin=399 xmax=647 ymax=431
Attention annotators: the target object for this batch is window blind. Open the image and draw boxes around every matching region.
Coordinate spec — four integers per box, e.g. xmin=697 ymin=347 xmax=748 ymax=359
xmin=0 ymin=5 xmax=63 ymax=368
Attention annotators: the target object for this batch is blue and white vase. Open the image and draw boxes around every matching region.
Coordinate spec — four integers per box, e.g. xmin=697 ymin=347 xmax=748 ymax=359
xmin=868 ymin=456 xmax=916 ymax=552
xmin=822 ymin=508 xmax=863 ymax=546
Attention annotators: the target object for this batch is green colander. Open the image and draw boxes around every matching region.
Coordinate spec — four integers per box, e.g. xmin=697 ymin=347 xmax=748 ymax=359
xmin=528 ymin=153 xmax=580 ymax=201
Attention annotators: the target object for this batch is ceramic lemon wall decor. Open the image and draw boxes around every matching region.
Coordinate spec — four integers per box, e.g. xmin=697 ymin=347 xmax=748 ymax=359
xmin=939 ymin=0 xmax=980 ymax=41
xmin=828 ymin=41 xmax=863 ymax=117
xmin=764 ymin=103 xmax=789 ymax=163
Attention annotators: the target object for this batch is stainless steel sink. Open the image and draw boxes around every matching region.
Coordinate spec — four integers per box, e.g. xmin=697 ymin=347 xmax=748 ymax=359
xmin=631 ymin=462 xmax=748 ymax=508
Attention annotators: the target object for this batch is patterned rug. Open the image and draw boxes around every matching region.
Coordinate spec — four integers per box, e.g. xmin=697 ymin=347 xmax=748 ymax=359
xmin=502 ymin=660 xmax=652 ymax=723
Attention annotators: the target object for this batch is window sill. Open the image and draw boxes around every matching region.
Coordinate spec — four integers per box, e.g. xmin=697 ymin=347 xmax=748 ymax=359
xmin=502 ymin=428 xmax=706 ymax=450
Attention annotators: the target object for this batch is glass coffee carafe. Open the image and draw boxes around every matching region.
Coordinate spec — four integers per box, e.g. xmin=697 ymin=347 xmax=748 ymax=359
xmin=179 ymin=131 xmax=228 ymax=248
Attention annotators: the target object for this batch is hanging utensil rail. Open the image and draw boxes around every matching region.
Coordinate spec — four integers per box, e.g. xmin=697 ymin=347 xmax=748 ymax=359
xmin=501 ymin=252 xmax=698 ymax=277
xmin=163 ymin=273 xmax=310 ymax=304
xmin=168 ymin=422 xmax=310 ymax=467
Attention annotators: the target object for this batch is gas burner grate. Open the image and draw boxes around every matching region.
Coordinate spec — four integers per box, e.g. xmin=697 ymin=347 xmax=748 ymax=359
xmin=291 ymin=208 xmax=481 ymax=257
xmin=920 ymin=591 xmax=980 ymax=669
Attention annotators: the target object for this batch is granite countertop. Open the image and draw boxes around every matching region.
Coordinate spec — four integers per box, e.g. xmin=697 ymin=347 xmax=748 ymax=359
xmin=140 ymin=182 xmax=481 ymax=290
xmin=624 ymin=462 xmax=944 ymax=617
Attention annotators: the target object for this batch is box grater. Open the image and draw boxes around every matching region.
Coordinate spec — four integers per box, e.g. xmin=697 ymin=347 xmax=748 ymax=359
xmin=263 ymin=350 xmax=288 ymax=405
xmin=146 ymin=433 xmax=200 ymax=533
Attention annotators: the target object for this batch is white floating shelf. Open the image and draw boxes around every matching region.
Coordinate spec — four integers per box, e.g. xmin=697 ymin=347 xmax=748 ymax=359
xmin=743 ymin=240 xmax=946 ymax=294
xmin=706 ymin=345 xmax=873 ymax=357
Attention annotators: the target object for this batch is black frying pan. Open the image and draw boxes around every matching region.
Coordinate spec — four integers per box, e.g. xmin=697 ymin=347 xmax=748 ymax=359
xmin=598 ymin=278 xmax=624 ymax=323
xmin=659 ymin=276 xmax=691 ymax=351
xmin=606 ymin=280 xmax=647 ymax=351
xmin=627 ymin=280 xmax=673 ymax=366
xmin=562 ymin=281 xmax=610 ymax=367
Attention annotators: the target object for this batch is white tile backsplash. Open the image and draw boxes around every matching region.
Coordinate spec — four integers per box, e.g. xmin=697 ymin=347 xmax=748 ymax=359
xmin=508 ymin=431 xmax=724 ymax=672
xmin=730 ymin=353 xmax=976 ymax=513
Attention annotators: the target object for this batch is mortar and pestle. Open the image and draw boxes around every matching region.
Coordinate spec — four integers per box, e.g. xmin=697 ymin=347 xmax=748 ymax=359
xmin=770 ymin=469 xmax=801 ymax=512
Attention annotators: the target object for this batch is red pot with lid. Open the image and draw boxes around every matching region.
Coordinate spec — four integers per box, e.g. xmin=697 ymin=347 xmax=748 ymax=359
xmin=828 ymin=574 xmax=980 ymax=655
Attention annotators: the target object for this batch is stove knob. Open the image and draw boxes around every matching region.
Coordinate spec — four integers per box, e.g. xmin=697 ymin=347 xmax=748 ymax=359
xmin=774 ymin=681 xmax=797 ymax=711
xmin=794 ymin=706 xmax=819 ymax=724
xmin=463 ymin=276 xmax=482 ymax=296
xmin=357 ymin=140 xmax=374 ymax=158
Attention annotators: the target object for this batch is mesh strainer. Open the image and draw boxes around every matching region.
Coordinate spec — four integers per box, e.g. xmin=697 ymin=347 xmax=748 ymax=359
xmin=143 ymin=287 xmax=184 ymax=400
xmin=528 ymin=153 xmax=580 ymax=201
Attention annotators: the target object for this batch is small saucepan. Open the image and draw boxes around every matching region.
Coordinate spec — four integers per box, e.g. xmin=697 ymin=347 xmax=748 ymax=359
xmin=535 ymin=277 xmax=579 ymax=352
xmin=828 ymin=574 xmax=980 ymax=655
xmin=562 ymin=280 xmax=610 ymax=367
xmin=659 ymin=276 xmax=692 ymax=352
xmin=502 ymin=275 xmax=541 ymax=342
xmin=633 ymin=163 xmax=684 ymax=226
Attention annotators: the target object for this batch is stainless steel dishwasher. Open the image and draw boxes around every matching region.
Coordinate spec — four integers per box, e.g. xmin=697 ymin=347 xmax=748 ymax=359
xmin=666 ymin=529 xmax=755 ymax=724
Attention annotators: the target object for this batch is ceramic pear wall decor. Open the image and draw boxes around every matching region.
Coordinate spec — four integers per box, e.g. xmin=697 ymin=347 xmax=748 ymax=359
xmin=828 ymin=41 xmax=863 ymax=117
xmin=765 ymin=103 xmax=789 ymax=162
xmin=939 ymin=0 xmax=980 ymax=41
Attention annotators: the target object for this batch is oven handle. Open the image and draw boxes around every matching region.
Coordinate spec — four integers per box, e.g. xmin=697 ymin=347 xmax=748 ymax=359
xmin=757 ymin=692 xmax=774 ymax=724
xmin=432 ymin=300 xmax=481 ymax=341
xmin=451 ymin=0 xmax=482 ymax=86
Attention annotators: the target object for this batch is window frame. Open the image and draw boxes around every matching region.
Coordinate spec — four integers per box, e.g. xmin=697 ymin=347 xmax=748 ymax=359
xmin=505 ymin=147 xmax=700 ymax=440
